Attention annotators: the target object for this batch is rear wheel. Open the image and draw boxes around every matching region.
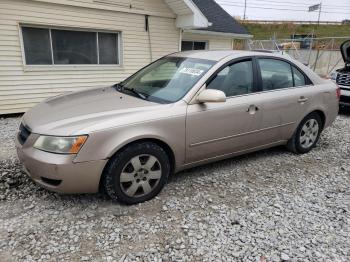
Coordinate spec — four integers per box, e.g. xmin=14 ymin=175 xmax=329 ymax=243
xmin=103 ymin=142 xmax=170 ymax=205
xmin=287 ymin=112 xmax=323 ymax=154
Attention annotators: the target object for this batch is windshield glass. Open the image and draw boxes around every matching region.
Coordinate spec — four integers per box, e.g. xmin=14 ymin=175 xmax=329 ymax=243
xmin=120 ymin=56 xmax=216 ymax=103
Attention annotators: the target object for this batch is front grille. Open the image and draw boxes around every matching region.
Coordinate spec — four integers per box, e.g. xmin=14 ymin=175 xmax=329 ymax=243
xmin=18 ymin=123 xmax=31 ymax=145
xmin=336 ymin=72 xmax=350 ymax=86
xmin=340 ymin=95 xmax=350 ymax=104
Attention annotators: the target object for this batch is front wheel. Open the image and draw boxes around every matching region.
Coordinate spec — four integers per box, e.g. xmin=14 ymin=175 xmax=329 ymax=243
xmin=287 ymin=112 xmax=323 ymax=154
xmin=103 ymin=142 xmax=170 ymax=205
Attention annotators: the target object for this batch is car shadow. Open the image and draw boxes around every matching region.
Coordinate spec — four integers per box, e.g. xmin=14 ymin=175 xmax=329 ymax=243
xmin=168 ymin=145 xmax=289 ymax=184
xmin=26 ymin=145 xmax=289 ymax=207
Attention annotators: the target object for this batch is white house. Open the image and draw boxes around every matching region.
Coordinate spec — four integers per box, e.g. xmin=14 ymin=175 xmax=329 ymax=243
xmin=0 ymin=0 xmax=252 ymax=114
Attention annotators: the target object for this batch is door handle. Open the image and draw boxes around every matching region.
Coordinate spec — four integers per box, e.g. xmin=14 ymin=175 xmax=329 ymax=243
xmin=246 ymin=104 xmax=259 ymax=114
xmin=298 ymin=96 xmax=308 ymax=103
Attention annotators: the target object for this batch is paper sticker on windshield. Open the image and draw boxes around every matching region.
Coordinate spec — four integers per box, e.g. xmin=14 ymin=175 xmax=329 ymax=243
xmin=179 ymin=67 xmax=204 ymax=76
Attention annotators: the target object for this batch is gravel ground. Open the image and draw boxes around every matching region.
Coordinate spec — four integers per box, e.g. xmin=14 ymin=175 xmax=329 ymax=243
xmin=0 ymin=112 xmax=349 ymax=262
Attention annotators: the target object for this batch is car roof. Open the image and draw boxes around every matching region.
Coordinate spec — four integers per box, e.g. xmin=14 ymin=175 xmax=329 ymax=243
xmin=169 ymin=50 xmax=291 ymax=62
xmin=168 ymin=50 xmax=324 ymax=86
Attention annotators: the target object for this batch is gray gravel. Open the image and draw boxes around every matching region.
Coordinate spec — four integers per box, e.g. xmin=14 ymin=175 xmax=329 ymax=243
xmin=0 ymin=112 xmax=349 ymax=262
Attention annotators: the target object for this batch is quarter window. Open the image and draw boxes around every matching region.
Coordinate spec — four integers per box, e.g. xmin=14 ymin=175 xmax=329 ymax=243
xmin=292 ymin=66 xmax=306 ymax=86
xmin=21 ymin=26 xmax=120 ymax=65
xmin=207 ymin=60 xmax=254 ymax=97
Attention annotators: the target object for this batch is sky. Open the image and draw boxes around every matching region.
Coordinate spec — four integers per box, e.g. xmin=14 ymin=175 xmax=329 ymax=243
xmin=216 ymin=0 xmax=350 ymax=21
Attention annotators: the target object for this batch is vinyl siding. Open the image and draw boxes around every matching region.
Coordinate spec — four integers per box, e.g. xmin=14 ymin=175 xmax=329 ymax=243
xmin=182 ymin=32 xmax=233 ymax=50
xmin=0 ymin=0 xmax=179 ymax=114
xmin=33 ymin=0 xmax=176 ymax=18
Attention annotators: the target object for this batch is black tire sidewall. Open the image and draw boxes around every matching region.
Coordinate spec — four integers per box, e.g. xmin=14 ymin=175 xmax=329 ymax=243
xmin=295 ymin=113 xmax=322 ymax=154
xmin=104 ymin=142 xmax=170 ymax=205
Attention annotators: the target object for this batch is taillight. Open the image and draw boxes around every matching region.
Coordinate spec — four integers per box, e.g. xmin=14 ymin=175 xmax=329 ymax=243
xmin=336 ymin=85 xmax=341 ymax=100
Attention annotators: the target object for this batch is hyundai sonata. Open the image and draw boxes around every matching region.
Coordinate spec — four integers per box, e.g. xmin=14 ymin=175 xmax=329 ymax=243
xmin=16 ymin=50 xmax=339 ymax=204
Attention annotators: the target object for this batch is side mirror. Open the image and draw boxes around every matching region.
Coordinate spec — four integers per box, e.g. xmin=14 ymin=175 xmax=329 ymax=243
xmin=197 ymin=89 xmax=226 ymax=103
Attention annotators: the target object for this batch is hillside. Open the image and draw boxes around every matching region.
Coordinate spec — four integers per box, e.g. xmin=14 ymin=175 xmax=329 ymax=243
xmin=244 ymin=23 xmax=350 ymax=40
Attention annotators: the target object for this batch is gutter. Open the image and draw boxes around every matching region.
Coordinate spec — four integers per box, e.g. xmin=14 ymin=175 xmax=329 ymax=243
xmin=34 ymin=0 xmax=177 ymax=19
xmin=184 ymin=29 xmax=253 ymax=39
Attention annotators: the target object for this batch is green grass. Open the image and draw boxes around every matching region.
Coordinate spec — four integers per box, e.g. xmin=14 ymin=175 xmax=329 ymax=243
xmin=244 ymin=23 xmax=350 ymax=40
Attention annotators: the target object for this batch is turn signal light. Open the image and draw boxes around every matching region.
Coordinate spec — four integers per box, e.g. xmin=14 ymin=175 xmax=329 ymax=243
xmin=336 ymin=85 xmax=341 ymax=100
xmin=69 ymin=136 xmax=88 ymax=154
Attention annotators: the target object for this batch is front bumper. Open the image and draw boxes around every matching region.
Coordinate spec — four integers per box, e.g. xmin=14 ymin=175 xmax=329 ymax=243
xmin=339 ymin=85 xmax=350 ymax=107
xmin=15 ymin=132 xmax=107 ymax=194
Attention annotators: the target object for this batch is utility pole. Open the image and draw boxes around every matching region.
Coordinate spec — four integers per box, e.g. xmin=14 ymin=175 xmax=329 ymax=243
xmin=317 ymin=2 xmax=322 ymax=26
xmin=243 ymin=0 xmax=247 ymax=20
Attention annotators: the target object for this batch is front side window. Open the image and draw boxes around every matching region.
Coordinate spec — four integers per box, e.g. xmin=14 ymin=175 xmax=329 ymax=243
xmin=207 ymin=60 xmax=254 ymax=97
xmin=121 ymin=57 xmax=215 ymax=103
xmin=22 ymin=26 xmax=119 ymax=65
xmin=258 ymin=59 xmax=294 ymax=91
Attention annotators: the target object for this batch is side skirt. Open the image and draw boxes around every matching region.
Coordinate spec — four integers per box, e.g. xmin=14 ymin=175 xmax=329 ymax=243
xmin=175 ymin=140 xmax=287 ymax=172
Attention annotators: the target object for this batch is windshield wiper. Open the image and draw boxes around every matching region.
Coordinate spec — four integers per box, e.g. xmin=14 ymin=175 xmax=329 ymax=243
xmin=113 ymin=82 xmax=124 ymax=91
xmin=113 ymin=83 xmax=147 ymax=100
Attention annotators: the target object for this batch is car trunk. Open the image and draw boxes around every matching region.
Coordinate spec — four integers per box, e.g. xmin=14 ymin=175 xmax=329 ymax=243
xmin=336 ymin=40 xmax=350 ymax=87
xmin=338 ymin=40 xmax=350 ymax=72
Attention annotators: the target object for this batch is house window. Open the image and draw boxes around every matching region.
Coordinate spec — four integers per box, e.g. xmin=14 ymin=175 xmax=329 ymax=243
xmin=21 ymin=26 xmax=120 ymax=65
xmin=181 ymin=41 xmax=207 ymax=51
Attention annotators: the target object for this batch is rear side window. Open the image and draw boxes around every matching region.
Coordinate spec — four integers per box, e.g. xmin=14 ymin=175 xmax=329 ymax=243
xmin=207 ymin=60 xmax=254 ymax=97
xmin=258 ymin=58 xmax=309 ymax=91
xmin=258 ymin=59 xmax=293 ymax=91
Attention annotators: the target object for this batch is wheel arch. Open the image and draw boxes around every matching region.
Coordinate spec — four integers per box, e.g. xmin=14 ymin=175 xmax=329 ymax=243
xmin=99 ymin=137 xmax=176 ymax=191
xmin=310 ymin=109 xmax=326 ymax=130
xmin=287 ymin=108 xmax=326 ymax=154
xmin=297 ymin=108 xmax=326 ymax=131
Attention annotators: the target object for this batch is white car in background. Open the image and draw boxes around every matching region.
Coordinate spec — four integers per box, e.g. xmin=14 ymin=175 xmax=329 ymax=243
xmin=330 ymin=40 xmax=350 ymax=108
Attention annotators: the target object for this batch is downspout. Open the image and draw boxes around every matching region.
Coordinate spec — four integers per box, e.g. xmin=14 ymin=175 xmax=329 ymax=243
xmin=179 ymin=29 xmax=183 ymax=51
xmin=145 ymin=15 xmax=153 ymax=61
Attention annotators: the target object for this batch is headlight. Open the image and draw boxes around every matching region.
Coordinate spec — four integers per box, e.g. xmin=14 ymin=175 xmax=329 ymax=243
xmin=330 ymin=71 xmax=338 ymax=81
xmin=34 ymin=135 xmax=88 ymax=154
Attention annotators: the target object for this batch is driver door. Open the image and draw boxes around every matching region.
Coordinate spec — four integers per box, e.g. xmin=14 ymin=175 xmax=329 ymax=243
xmin=185 ymin=58 xmax=265 ymax=163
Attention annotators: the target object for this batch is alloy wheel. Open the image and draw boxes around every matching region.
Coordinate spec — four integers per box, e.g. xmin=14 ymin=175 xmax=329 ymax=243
xmin=119 ymin=154 xmax=162 ymax=198
xmin=299 ymin=119 xmax=319 ymax=149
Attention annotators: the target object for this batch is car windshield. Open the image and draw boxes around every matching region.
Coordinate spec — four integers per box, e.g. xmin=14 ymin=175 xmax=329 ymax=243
xmin=119 ymin=56 xmax=216 ymax=103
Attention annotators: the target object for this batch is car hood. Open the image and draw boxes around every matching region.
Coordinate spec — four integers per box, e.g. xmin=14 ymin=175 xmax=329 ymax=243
xmin=23 ymin=86 xmax=167 ymax=136
xmin=340 ymin=40 xmax=350 ymax=64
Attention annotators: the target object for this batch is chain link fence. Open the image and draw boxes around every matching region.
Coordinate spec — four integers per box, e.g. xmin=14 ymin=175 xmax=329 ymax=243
xmin=247 ymin=37 xmax=349 ymax=76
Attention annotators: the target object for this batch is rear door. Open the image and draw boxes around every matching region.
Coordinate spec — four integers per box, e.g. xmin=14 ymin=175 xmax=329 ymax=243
xmin=254 ymin=57 xmax=315 ymax=142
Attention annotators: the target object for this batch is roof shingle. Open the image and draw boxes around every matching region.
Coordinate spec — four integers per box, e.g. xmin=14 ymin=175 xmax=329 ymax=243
xmin=191 ymin=0 xmax=249 ymax=35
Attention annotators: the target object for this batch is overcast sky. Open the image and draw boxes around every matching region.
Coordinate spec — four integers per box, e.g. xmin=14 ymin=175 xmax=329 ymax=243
xmin=216 ymin=0 xmax=350 ymax=21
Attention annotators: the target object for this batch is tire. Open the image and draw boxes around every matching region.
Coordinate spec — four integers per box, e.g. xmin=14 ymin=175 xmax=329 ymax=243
xmin=287 ymin=112 xmax=323 ymax=154
xmin=103 ymin=142 xmax=170 ymax=205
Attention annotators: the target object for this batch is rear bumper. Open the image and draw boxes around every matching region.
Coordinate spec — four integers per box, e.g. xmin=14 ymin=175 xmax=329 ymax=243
xmin=15 ymin=133 xmax=107 ymax=194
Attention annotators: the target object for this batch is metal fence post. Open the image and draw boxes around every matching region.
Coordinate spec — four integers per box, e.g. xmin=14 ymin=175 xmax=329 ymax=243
xmin=314 ymin=49 xmax=320 ymax=72
xmin=326 ymin=38 xmax=335 ymax=75
xmin=307 ymin=37 xmax=314 ymax=67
